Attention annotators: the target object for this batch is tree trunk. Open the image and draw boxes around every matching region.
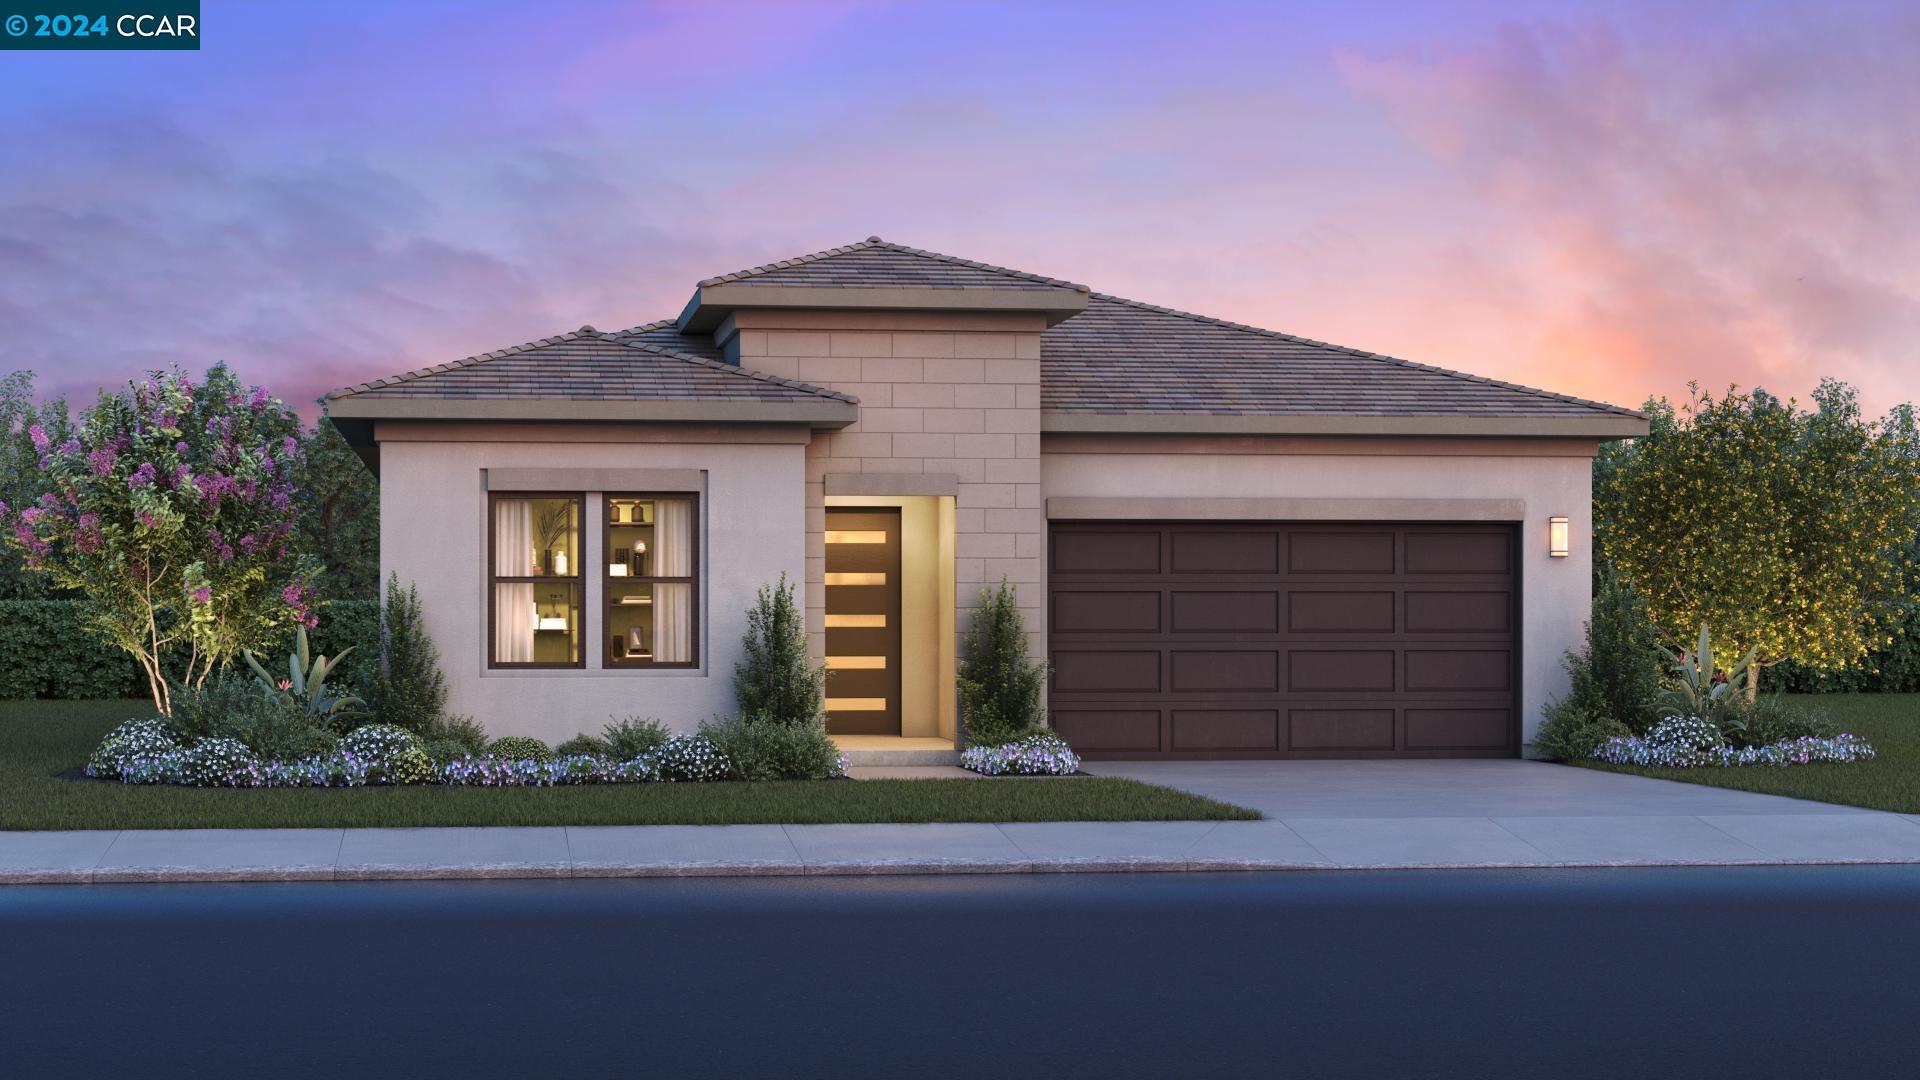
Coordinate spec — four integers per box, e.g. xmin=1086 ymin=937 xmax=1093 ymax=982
xmin=1745 ymin=661 xmax=1761 ymax=703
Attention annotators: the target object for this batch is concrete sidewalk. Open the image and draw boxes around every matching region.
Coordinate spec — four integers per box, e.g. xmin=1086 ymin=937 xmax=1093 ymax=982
xmin=8 ymin=762 xmax=1920 ymax=883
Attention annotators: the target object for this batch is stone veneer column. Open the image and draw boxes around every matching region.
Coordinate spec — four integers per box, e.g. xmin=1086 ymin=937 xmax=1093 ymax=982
xmin=727 ymin=312 xmax=1046 ymax=667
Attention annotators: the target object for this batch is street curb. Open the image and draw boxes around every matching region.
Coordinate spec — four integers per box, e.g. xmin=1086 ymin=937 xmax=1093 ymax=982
xmin=10 ymin=853 xmax=1920 ymax=885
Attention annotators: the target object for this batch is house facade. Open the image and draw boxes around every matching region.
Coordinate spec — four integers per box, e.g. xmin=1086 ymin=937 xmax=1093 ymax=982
xmin=325 ymin=238 xmax=1646 ymax=758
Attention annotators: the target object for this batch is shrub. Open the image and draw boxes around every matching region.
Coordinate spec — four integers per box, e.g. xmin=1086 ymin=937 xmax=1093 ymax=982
xmin=421 ymin=738 xmax=474 ymax=765
xmin=961 ymin=731 xmax=1081 ymax=777
xmin=384 ymin=746 xmax=436 ymax=785
xmin=487 ymin=736 xmax=553 ymax=763
xmin=339 ymin=723 xmax=420 ymax=764
xmin=1723 ymin=695 xmax=1830 ymax=746
xmin=957 ymin=578 xmax=1049 ymax=747
xmin=86 ymin=717 xmax=180 ymax=779
xmin=214 ymin=691 xmax=333 ymax=762
xmin=602 ymin=716 xmax=670 ymax=760
xmin=0 ymin=599 xmax=147 ymax=698
xmin=174 ymin=737 xmax=260 ymax=787
xmin=1567 ymin=572 xmax=1667 ymax=733
xmin=651 ymin=735 xmax=731 ymax=782
xmin=700 ymin=715 xmax=844 ymax=781
xmin=368 ymin=575 xmax=448 ymax=734
xmin=423 ymin=713 xmax=488 ymax=753
xmin=164 ymin=676 xmax=261 ymax=744
xmin=733 ymin=575 xmax=825 ymax=726
xmin=1531 ymin=701 xmax=1633 ymax=762
xmin=555 ymin=733 xmax=609 ymax=757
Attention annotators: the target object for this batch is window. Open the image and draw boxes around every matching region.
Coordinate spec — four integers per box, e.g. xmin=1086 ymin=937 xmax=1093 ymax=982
xmin=605 ymin=494 xmax=698 ymax=667
xmin=489 ymin=493 xmax=583 ymax=668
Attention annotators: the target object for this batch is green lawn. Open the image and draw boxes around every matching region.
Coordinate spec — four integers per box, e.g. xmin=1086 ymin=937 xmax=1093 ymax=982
xmin=1582 ymin=693 xmax=1920 ymax=812
xmin=0 ymin=700 xmax=1257 ymax=830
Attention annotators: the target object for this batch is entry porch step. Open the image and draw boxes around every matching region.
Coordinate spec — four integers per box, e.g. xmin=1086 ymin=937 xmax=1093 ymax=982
xmin=833 ymin=735 xmax=962 ymax=767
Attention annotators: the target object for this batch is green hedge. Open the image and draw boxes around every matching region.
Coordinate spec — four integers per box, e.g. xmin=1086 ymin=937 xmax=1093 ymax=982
xmin=0 ymin=599 xmax=379 ymax=701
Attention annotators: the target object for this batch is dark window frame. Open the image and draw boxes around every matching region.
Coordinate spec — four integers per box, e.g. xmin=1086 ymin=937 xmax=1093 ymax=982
xmin=603 ymin=491 xmax=701 ymax=670
xmin=486 ymin=491 xmax=586 ymax=671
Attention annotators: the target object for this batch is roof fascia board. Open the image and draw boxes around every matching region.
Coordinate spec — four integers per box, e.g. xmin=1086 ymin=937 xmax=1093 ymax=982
xmin=1040 ymin=413 xmax=1650 ymax=439
xmin=677 ymin=283 xmax=1089 ymax=332
xmin=326 ymin=395 xmax=857 ymax=429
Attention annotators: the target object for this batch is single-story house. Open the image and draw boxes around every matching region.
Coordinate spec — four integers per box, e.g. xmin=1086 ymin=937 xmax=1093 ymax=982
xmin=325 ymin=237 xmax=1647 ymax=758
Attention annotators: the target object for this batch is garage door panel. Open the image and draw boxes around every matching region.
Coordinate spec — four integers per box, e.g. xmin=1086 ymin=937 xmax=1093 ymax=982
xmin=1049 ymin=523 xmax=1516 ymax=759
xmin=1406 ymin=708 xmax=1511 ymax=749
xmin=1053 ymin=650 xmax=1162 ymax=693
xmin=1404 ymin=530 xmax=1511 ymax=575
xmin=1405 ymin=649 xmax=1511 ymax=691
xmin=1170 ymin=591 xmax=1278 ymax=633
xmin=1288 ymin=708 xmax=1396 ymax=751
xmin=1052 ymin=709 xmax=1162 ymax=752
xmin=1171 ymin=651 xmax=1278 ymax=692
xmin=1053 ymin=591 xmax=1161 ymax=634
xmin=1171 ymin=530 xmax=1278 ymax=574
xmin=1172 ymin=709 xmax=1279 ymax=751
xmin=1405 ymin=591 xmax=1511 ymax=633
xmin=1052 ymin=530 xmax=1161 ymax=575
xmin=1288 ymin=531 xmax=1395 ymax=574
xmin=1287 ymin=650 xmax=1395 ymax=692
xmin=1288 ymin=591 xmax=1395 ymax=633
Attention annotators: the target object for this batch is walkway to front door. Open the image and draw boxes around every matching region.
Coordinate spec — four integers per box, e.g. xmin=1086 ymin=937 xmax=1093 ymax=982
xmin=824 ymin=508 xmax=903 ymax=735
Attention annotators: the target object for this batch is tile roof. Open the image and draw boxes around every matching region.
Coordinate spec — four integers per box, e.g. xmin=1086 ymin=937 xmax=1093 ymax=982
xmin=607 ymin=318 xmax=726 ymax=361
xmin=1041 ymin=293 xmax=1643 ymax=419
xmin=324 ymin=327 xmax=854 ymax=404
xmin=697 ymin=236 xmax=1090 ymax=293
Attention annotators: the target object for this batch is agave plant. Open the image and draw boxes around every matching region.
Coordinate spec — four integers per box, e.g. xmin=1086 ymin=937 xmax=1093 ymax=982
xmin=244 ymin=626 xmax=365 ymax=728
xmin=1657 ymin=623 xmax=1755 ymax=723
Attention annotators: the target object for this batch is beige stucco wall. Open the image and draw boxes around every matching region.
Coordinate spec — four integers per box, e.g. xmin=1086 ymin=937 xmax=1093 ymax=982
xmin=722 ymin=311 xmax=1047 ymax=681
xmin=377 ymin=426 xmax=807 ymax=743
xmin=1041 ymin=441 xmax=1596 ymax=751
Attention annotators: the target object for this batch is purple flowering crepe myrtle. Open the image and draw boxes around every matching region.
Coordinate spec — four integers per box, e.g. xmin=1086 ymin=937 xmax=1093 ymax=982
xmin=0 ymin=365 xmax=320 ymax=715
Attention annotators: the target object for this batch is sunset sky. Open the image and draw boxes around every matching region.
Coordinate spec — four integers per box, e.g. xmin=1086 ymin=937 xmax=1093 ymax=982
xmin=1 ymin=0 xmax=1915 ymax=419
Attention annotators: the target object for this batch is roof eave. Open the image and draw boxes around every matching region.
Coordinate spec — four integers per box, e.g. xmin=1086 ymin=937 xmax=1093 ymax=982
xmin=677 ymin=283 xmax=1090 ymax=332
xmin=1041 ymin=412 xmax=1650 ymax=439
xmin=324 ymin=395 xmax=859 ymax=430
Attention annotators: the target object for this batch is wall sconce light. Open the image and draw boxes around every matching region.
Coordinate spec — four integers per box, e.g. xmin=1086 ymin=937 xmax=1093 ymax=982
xmin=1548 ymin=516 xmax=1570 ymax=558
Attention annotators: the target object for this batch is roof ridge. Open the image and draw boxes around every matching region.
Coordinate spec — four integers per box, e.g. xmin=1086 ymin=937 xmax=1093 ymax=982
xmin=698 ymin=236 xmax=1092 ymax=293
xmin=324 ymin=323 xmax=858 ymax=405
xmin=1083 ymin=292 xmax=1645 ymax=420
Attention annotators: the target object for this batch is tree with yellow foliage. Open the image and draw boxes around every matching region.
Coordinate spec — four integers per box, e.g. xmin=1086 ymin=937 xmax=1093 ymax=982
xmin=1599 ymin=380 xmax=1920 ymax=698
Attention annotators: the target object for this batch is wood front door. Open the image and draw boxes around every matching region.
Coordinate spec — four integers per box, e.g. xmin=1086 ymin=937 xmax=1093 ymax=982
xmin=824 ymin=509 xmax=903 ymax=736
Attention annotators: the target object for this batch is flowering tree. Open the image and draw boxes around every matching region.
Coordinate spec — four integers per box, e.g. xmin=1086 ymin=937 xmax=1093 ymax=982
xmin=1598 ymin=380 xmax=1920 ymax=697
xmin=0 ymin=365 xmax=319 ymax=713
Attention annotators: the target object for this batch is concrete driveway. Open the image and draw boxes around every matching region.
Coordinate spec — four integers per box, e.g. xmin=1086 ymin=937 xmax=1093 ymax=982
xmin=1086 ymin=759 xmax=1920 ymax=866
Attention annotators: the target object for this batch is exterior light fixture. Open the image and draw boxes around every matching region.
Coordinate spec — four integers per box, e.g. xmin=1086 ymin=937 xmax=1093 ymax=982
xmin=1548 ymin=516 xmax=1570 ymax=558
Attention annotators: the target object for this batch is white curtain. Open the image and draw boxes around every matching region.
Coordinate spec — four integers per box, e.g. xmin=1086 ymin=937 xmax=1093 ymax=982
xmin=653 ymin=498 xmax=693 ymax=663
xmin=493 ymin=499 xmax=535 ymax=663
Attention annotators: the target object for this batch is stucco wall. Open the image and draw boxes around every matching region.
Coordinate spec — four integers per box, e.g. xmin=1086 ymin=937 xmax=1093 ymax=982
xmin=1041 ymin=440 xmax=1596 ymax=750
xmin=377 ymin=427 xmax=806 ymax=743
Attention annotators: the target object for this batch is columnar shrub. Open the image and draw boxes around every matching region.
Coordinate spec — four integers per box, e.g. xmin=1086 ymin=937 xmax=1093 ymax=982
xmin=369 ymin=574 xmax=448 ymax=734
xmin=734 ymin=575 xmax=826 ymax=726
xmin=957 ymin=578 xmax=1048 ymax=747
xmin=0 ymin=365 xmax=320 ymax=713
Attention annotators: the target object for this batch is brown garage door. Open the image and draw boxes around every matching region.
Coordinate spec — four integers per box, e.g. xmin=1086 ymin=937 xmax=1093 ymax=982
xmin=1048 ymin=523 xmax=1518 ymax=759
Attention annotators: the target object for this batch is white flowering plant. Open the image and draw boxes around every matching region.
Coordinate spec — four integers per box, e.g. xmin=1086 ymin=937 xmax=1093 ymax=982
xmin=961 ymin=730 xmax=1080 ymax=776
